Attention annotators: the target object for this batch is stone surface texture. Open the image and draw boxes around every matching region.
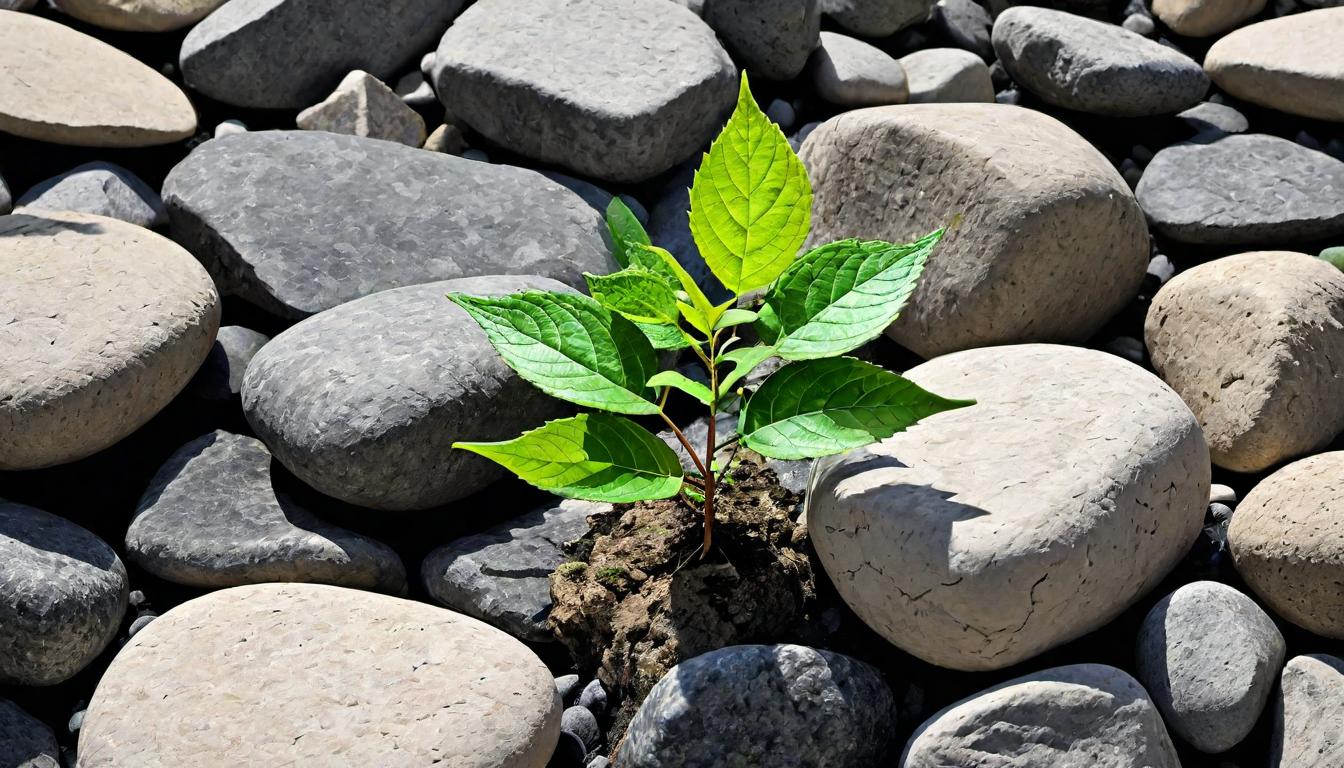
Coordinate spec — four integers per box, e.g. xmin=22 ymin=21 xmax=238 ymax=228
xmin=15 ymin=162 xmax=166 ymax=229
xmin=821 ymin=0 xmax=934 ymax=35
xmin=1204 ymin=8 xmax=1344 ymax=121
xmin=900 ymin=48 xmax=994 ymax=103
xmin=296 ymin=70 xmax=426 ymax=147
xmin=811 ymin=32 xmax=910 ymax=107
xmin=703 ymin=0 xmax=819 ymax=80
xmin=53 ymin=0 xmax=226 ymax=31
xmin=1274 ymin=654 xmax=1344 ymax=766
xmin=188 ymin=325 xmax=269 ymax=401
xmin=1152 ymin=0 xmax=1266 ymax=36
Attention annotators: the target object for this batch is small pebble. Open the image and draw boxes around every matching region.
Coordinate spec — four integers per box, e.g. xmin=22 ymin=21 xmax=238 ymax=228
xmin=555 ymin=674 xmax=581 ymax=703
xmin=1296 ymin=130 xmax=1322 ymax=151
xmin=995 ymin=88 xmax=1022 ymax=106
xmin=577 ymin=679 xmax=608 ymax=716
xmin=1209 ymin=483 xmax=1237 ymax=504
xmin=766 ymin=98 xmax=796 ymax=131
xmin=1326 ymin=138 xmax=1344 ymax=161
xmin=562 ymin=705 xmax=602 ymax=751
xmin=420 ymin=51 xmax=436 ymax=77
xmin=988 ymin=59 xmax=1011 ymax=90
xmin=128 ymin=615 xmax=156 ymax=637
xmin=1122 ymin=13 xmax=1155 ymax=35
xmin=68 ymin=709 xmax=85 ymax=734
xmin=1130 ymin=144 xmax=1154 ymax=165
xmin=214 ymin=120 xmax=247 ymax=138
xmin=1147 ymin=254 xmax=1175 ymax=284
xmin=792 ymin=121 xmax=821 ymax=146
xmin=1209 ymin=502 xmax=1234 ymax=523
xmin=1119 ymin=158 xmax=1143 ymax=189
xmin=1104 ymin=336 xmax=1145 ymax=365
xmin=127 ymin=590 xmax=147 ymax=607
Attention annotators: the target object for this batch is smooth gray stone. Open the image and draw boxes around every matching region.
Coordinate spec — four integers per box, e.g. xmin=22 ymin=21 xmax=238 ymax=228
xmin=1177 ymin=101 xmax=1249 ymax=134
xmin=0 ymin=500 xmax=128 ymax=686
xmin=556 ymin=674 xmax=582 ymax=703
xmin=179 ymin=0 xmax=465 ymax=109
xmin=811 ymin=31 xmax=910 ymax=107
xmin=127 ymin=431 xmax=407 ymax=594
xmin=1275 ymin=654 xmax=1344 ymax=766
xmin=0 ymin=698 xmax=58 ymax=768
xmin=703 ymin=0 xmax=820 ymax=81
xmin=1137 ymin=134 xmax=1344 ymax=245
xmin=15 ymin=162 xmax=165 ymax=229
xmin=421 ymin=498 xmax=602 ymax=642
xmin=932 ymin=0 xmax=993 ymax=60
xmin=188 ymin=325 xmax=270 ymax=401
xmin=163 ymin=131 xmax=615 ymax=319
xmin=242 ymin=275 xmax=574 ymax=511
xmin=618 ymin=644 xmax=896 ymax=767
xmin=821 ymin=0 xmax=935 ymax=35
xmin=562 ymin=706 xmax=601 ymax=751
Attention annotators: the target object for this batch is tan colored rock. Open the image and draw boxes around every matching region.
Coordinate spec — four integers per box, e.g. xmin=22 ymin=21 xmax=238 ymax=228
xmin=799 ymin=104 xmax=1147 ymax=358
xmin=424 ymin=123 xmax=467 ymax=154
xmin=1144 ymin=251 xmax=1344 ymax=472
xmin=296 ymin=70 xmax=427 ymax=148
xmin=0 ymin=11 xmax=196 ymax=146
xmin=0 ymin=212 xmax=220 ymax=470
xmin=1204 ymin=8 xmax=1344 ymax=122
xmin=78 ymin=583 xmax=561 ymax=767
xmin=808 ymin=345 xmax=1209 ymax=671
xmin=53 ymin=0 xmax=227 ymax=31
xmin=1151 ymin=0 xmax=1265 ymax=37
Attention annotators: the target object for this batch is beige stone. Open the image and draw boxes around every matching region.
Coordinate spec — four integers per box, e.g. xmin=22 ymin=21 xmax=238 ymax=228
xmin=1204 ymin=8 xmax=1344 ymax=122
xmin=1274 ymin=655 xmax=1344 ymax=765
xmin=1144 ymin=251 xmax=1344 ymax=472
xmin=296 ymin=70 xmax=427 ymax=148
xmin=900 ymin=48 xmax=994 ymax=103
xmin=799 ymin=104 xmax=1148 ymax=358
xmin=1151 ymin=0 xmax=1265 ymax=37
xmin=424 ymin=123 xmax=467 ymax=154
xmin=0 ymin=11 xmax=196 ymax=146
xmin=53 ymin=0 xmax=227 ymax=31
xmin=78 ymin=583 xmax=561 ymax=767
xmin=0 ymin=212 xmax=220 ymax=470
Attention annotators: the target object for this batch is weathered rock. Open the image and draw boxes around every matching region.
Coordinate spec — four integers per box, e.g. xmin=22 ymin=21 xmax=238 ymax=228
xmin=821 ymin=0 xmax=934 ymax=35
xmin=1177 ymin=101 xmax=1249 ymax=134
xmin=619 ymin=645 xmax=895 ymax=768
xmin=992 ymin=7 xmax=1208 ymax=116
xmin=78 ymin=583 xmax=560 ymax=767
xmin=1274 ymin=655 xmax=1344 ymax=766
xmin=1135 ymin=581 xmax=1284 ymax=753
xmin=433 ymin=0 xmax=736 ymax=183
xmin=811 ymin=32 xmax=909 ymax=107
xmin=0 ymin=500 xmax=128 ymax=686
xmin=187 ymin=325 xmax=269 ymax=401
xmin=162 ymin=131 xmax=614 ymax=319
xmin=1152 ymin=0 xmax=1266 ymax=35
xmin=0 ymin=11 xmax=195 ymax=147
xmin=900 ymin=48 xmax=994 ymax=103
xmin=1144 ymin=252 xmax=1344 ymax=472
xmin=1205 ymin=8 xmax=1344 ymax=121
xmin=53 ymin=0 xmax=226 ymax=30
xmin=0 ymin=212 xmax=220 ymax=471
xmin=422 ymin=498 xmax=603 ymax=642
xmin=296 ymin=70 xmax=426 ymax=147
xmin=15 ymin=162 xmax=166 ymax=229
xmin=127 ymin=431 xmax=407 ymax=593
xmin=808 ymin=345 xmax=1208 ymax=671
xmin=902 ymin=665 xmax=1180 ymax=767
xmin=932 ymin=0 xmax=993 ymax=60
xmin=241 ymin=276 xmax=573 ymax=510
xmin=703 ymin=0 xmax=819 ymax=80
xmin=0 ymin=698 xmax=58 ymax=768
xmin=423 ymin=123 xmax=467 ymax=155
xmin=799 ymin=104 xmax=1147 ymax=358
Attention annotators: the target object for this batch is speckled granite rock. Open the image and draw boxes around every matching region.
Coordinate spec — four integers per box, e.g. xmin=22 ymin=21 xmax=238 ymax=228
xmin=0 ymin=212 xmax=220 ymax=471
xmin=809 ymin=345 xmax=1208 ymax=671
xmin=187 ymin=325 xmax=269 ymax=401
xmin=127 ymin=431 xmax=407 ymax=593
xmin=242 ymin=276 xmax=573 ymax=511
xmin=1274 ymin=655 xmax=1344 ymax=766
xmin=15 ymin=162 xmax=166 ymax=229
xmin=821 ymin=0 xmax=934 ymax=35
xmin=0 ymin=698 xmax=58 ymax=768
xmin=703 ymin=0 xmax=819 ymax=80
xmin=619 ymin=645 xmax=896 ymax=767
xmin=296 ymin=70 xmax=426 ymax=147
xmin=77 ymin=583 xmax=560 ymax=767
xmin=432 ymin=0 xmax=736 ymax=183
xmin=0 ymin=500 xmax=128 ymax=686
xmin=900 ymin=48 xmax=994 ymax=103
xmin=53 ymin=0 xmax=227 ymax=31
xmin=811 ymin=32 xmax=909 ymax=107
xmin=162 ymin=131 xmax=614 ymax=319
xmin=1205 ymin=9 xmax=1344 ymax=122
xmin=1152 ymin=0 xmax=1265 ymax=36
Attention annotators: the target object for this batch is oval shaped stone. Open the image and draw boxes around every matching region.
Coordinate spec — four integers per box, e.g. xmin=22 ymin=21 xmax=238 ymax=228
xmin=1205 ymin=8 xmax=1344 ymax=122
xmin=1151 ymin=0 xmax=1265 ymax=37
xmin=52 ymin=0 xmax=227 ymax=31
xmin=808 ymin=345 xmax=1208 ymax=671
xmin=0 ymin=212 xmax=220 ymax=471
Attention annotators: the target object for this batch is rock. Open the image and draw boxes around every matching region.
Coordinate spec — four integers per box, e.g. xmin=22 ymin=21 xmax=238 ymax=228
xmin=423 ymin=123 xmax=467 ymax=154
xmin=900 ymin=48 xmax=994 ymax=103
xmin=808 ymin=345 xmax=1208 ymax=670
xmin=618 ymin=645 xmax=896 ymax=768
xmin=992 ymin=7 xmax=1208 ymax=116
xmin=1209 ymin=484 xmax=1236 ymax=504
xmin=77 ymin=583 xmax=560 ymax=767
xmin=0 ymin=500 xmax=128 ymax=686
xmin=1152 ymin=0 xmax=1265 ymax=35
xmin=422 ymin=498 xmax=603 ymax=641
xmin=187 ymin=325 xmax=269 ymax=401
xmin=127 ymin=431 xmax=407 ymax=593
xmin=127 ymin=614 xmax=155 ymax=637
xmin=902 ymin=665 xmax=1180 ymax=767
xmin=577 ymin=680 xmax=607 ymax=716
xmin=1274 ymin=655 xmax=1344 ymax=766
xmin=296 ymin=70 xmax=427 ymax=147
xmin=561 ymin=706 xmax=600 ymax=752
xmin=0 ymin=12 xmax=195 ymax=147
xmin=555 ymin=675 xmax=582 ymax=703
xmin=0 ymin=0 xmax=37 ymax=8
xmin=799 ymin=104 xmax=1148 ymax=358
xmin=1123 ymin=11 xmax=1157 ymax=34
xmin=821 ymin=0 xmax=934 ymax=35
xmin=552 ymin=733 xmax=587 ymax=767
xmin=0 ymin=212 xmax=220 ymax=470
xmin=15 ymin=162 xmax=166 ymax=229
xmin=1135 ymin=581 xmax=1284 ymax=753
xmin=1144 ymin=252 xmax=1344 ymax=471
xmin=433 ymin=0 xmax=736 ymax=183
xmin=703 ymin=0 xmax=819 ymax=80
xmin=1148 ymin=253 xmax=1176 ymax=284
xmin=1177 ymin=101 xmax=1248 ymax=134
xmin=163 ymin=131 xmax=614 ymax=319
xmin=1 ymin=174 xmax=11 ymax=215
xmin=811 ymin=32 xmax=909 ymax=107
xmin=394 ymin=71 xmax=437 ymax=109
xmin=1205 ymin=9 xmax=1344 ymax=121
xmin=241 ymin=276 xmax=573 ymax=510
xmin=766 ymin=98 xmax=796 ymax=129
xmin=214 ymin=119 xmax=247 ymax=138
xmin=52 ymin=0 xmax=226 ymax=31
xmin=932 ymin=0 xmax=993 ymax=60
xmin=0 ymin=698 xmax=59 ymax=768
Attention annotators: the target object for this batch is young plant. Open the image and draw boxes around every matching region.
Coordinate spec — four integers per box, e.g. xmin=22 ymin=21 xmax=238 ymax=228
xmin=449 ymin=74 xmax=972 ymax=555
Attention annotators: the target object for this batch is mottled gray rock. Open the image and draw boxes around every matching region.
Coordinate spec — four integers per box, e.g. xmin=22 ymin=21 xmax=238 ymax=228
xmin=1153 ymin=0 xmax=1266 ymax=35
xmin=703 ymin=0 xmax=819 ymax=80
xmin=1123 ymin=11 xmax=1156 ymax=34
xmin=821 ymin=0 xmax=934 ymax=35
xmin=993 ymin=7 xmax=1207 ymax=116
xmin=180 ymin=0 xmax=464 ymax=109
xmin=433 ymin=0 xmax=736 ymax=183
xmin=618 ymin=645 xmax=896 ymax=767
xmin=127 ymin=431 xmax=407 ymax=593
xmin=577 ymin=679 xmax=607 ymax=715
xmin=811 ymin=32 xmax=909 ymax=107
xmin=163 ymin=131 xmax=614 ymax=319
xmin=1205 ymin=8 xmax=1344 ymax=122
xmin=0 ymin=500 xmax=128 ymax=686
xmin=15 ymin=162 xmax=166 ymax=229
xmin=242 ymin=276 xmax=573 ymax=511
xmin=296 ymin=70 xmax=426 ymax=147
xmin=932 ymin=0 xmax=993 ymax=60
xmin=902 ymin=665 xmax=1180 ymax=767
xmin=188 ymin=325 xmax=269 ymax=402
xmin=900 ymin=48 xmax=994 ymax=103
xmin=1136 ymin=581 xmax=1284 ymax=753
xmin=1177 ymin=101 xmax=1249 ymax=134
xmin=1137 ymin=135 xmax=1344 ymax=244
xmin=1274 ymin=655 xmax=1344 ymax=766
xmin=422 ymin=498 xmax=603 ymax=641
xmin=0 ymin=698 xmax=58 ymax=768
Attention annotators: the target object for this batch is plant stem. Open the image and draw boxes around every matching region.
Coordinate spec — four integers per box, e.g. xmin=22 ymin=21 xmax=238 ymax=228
xmin=703 ymin=329 xmax=723 ymax=556
xmin=660 ymin=410 xmax=707 ymax=479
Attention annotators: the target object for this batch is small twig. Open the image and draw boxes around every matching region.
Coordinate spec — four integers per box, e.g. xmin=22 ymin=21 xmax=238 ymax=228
xmin=678 ymin=489 xmax=699 ymax=509
xmin=659 ymin=411 xmax=707 ymax=479
xmin=714 ymin=440 xmax=742 ymax=486
xmin=713 ymin=434 xmax=740 ymax=453
xmin=683 ymin=475 xmax=705 ymax=490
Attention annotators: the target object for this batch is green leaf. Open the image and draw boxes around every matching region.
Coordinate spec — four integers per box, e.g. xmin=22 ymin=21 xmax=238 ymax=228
xmin=647 ymin=370 xmax=713 ymax=406
xmin=628 ymin=242 xmax=720 ymax=334
xmin=714 ymin=308 xmax=758 ymax=330
xmin=738 ymin=357 xmax=973 ymax=460
xmin=585 ymin=268 xmax=679 ymax=325
xmin=689 ymin=72 xmax=812 ymax=296
xmin=762 ymin=232 xmax=942 ymax=361
xmin=716 ymin=345 xmax=776 ymax=398
xmin=455 ymin=414 xmax=683 ymax=503
xmin=636 ymin=321 xmax=692 ymax=350
xmin=448 ymin=291 xmax=660 ymax=415
xmin=606 ymin=197 xmax=651 ymax=269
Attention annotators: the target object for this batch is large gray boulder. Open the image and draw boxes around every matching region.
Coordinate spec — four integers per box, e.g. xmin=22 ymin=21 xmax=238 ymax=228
xmin=703 ymin=0 xmax=819 ymax=81
xmin=15 ymin=162 xmax=165 ymax=229
xmin=1204 ymin=8 xmax=1344 ymax=122
xmin=163 ymin=131 xmax=615 ymax=320
xmin=820 ymin=0 xmax=934 ymax=35
xmin=1274 ymin=655 xmax=1344 ymax=766
xmin=0 ymin=698 xmax=58 ymax=768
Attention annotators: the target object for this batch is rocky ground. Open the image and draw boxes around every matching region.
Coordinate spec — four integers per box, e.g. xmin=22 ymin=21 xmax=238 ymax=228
xmin=2 ymin=0 xmax=1344 ymax=766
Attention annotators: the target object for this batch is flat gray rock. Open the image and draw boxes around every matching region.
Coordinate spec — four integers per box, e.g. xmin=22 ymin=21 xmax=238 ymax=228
xmin=703 ymin=0 xmax=819 ymax=80
xmin=1137 ymin=134 xmax=1344 ymax=245
xmin=432 ymin=0 xmax=737 ymax=183
xmin=0 ymin=500 xmax=128 ymax=686
xmin=618 ymin=644 xmax=896 ymax=767
xmin=900 ymin=48 xmax=994 ymax=103
xmin=179 ymin=0 xmax=465 ymax=109
xmin=163 ymin=131 xmax=615 ymax=319
xmin=188 ymin=325 xmax=269 ymax=401
xmin=1177 ymin=101 xmax=1248 ymax=134
xmin=0 ymin=698 xmax=58 ymax=768
xmin=127 ymin=431 xmax=407 ymax=594
xmin=1275 ymin=654 xmax=1344 ymax=766
xmin=422 ymin=499 xmax=604 ymax=642
xmin=16 ymin=162 xmax=165 ymax=229
xmin=811 ymin=31 xmax=909 ymax=107
xmin=821 ymin=0 xmax=934 ymax=35
xmin=242 ymin=276 xmax=574 ymax=511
